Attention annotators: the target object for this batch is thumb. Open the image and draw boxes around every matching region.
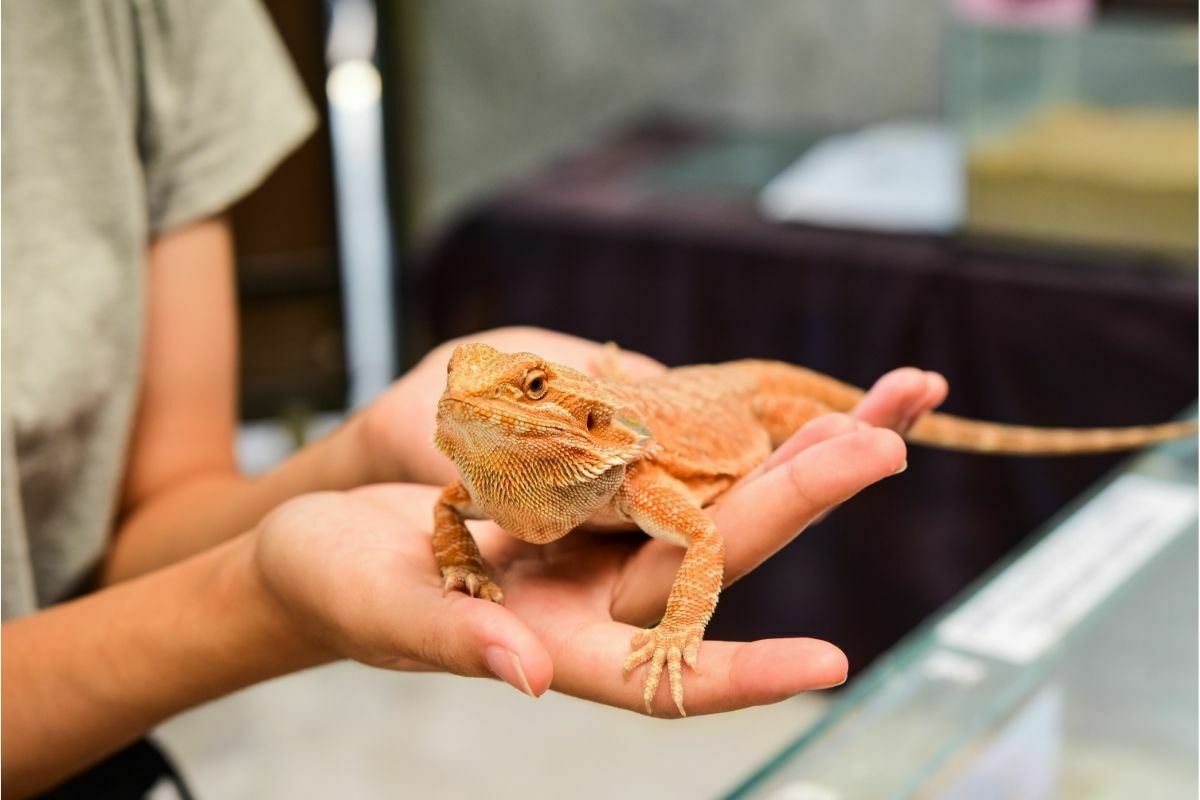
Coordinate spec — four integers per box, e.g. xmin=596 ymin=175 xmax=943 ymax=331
xmin=406 ymin=594 xmax=554 ymax=698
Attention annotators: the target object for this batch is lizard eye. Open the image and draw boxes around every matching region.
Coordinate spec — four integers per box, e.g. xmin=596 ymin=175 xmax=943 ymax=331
xmin=523 ymin=370 xmax=548 ymax=400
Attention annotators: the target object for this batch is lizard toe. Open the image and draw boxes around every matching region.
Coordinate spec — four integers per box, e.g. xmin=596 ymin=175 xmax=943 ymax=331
xmin=643 ymin=646 xmax=667 ymax=713
xmin=441 ymin=565 xmax=504 ymax=604
xmin=668 ymin=644 xmax=685 ymax=716
xmin=623 ymin=636 xmax=656 ymax=673
xmin=477 ymin=580 xmax=504 ymax=603
xmin=626 ymin=623 xmax=706 ymax=716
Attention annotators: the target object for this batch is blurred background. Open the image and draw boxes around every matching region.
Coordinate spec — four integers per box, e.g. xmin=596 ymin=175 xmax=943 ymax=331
xmin=164 ymin=0 xmax=1197 ymax=796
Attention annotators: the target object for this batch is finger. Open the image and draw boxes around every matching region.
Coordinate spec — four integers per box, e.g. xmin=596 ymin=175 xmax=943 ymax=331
xmin=742 ymin=413 xmax=861 ymax=483
xmin=369 ymin=654 xmax=439 ymax=672
xmin=550 ymin=621 xmax=848 ymax=718
xmin=855 ymin=367 xmax=926 ymax=429
xmin=612 ymin=429 xmax=905 ymax=625
xmin=394 ymin=590 xmax=554 ymax=699
xmin=918 ymin=372 xmax=949 ymax=423
xmin=727 ymin=414 xmax=877 ymax=571
xmin=619 ymin=351 xmax=668 ymax=379
xmin=853 ymin=369 xmax=948 ymax=435
xmin=717 ymin=428 xmax=906 ymax=581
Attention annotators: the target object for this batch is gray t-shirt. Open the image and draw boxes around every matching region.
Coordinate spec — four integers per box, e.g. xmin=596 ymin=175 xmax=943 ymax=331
xmin=2 ymin=0 xmax=316 ymax=618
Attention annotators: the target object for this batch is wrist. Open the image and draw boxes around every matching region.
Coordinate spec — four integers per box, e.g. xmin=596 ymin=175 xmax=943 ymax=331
xmin=221 ymin=532 xmax=335 ymax=675
xmin=0 ymin=532 xmax=335 ymax=795
xmin=347 ymin=407 xmax=401 ymax=485
xmin=348 ymin=386 xmax=422 ymax=485
xmin=300 ymin=409 xmax=399 ymax=492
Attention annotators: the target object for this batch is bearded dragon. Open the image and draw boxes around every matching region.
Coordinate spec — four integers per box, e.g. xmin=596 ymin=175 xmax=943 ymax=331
xmin=432 ymin=343 xmax=1195 ymax=715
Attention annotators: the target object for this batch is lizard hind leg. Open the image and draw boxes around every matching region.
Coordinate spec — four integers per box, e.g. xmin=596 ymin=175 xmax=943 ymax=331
xmin=753 ymin=395 xmax=833 ymax=448
xmin=433 ymin=482 xmax=504 ymax=603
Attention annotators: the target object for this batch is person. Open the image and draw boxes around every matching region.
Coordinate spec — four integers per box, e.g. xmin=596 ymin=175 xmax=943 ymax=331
xmin=0 ymin=1 xmax=948 ymax=797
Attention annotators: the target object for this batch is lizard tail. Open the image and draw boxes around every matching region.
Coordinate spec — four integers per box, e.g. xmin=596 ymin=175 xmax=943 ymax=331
xmin=745 ymin=361 xmax=1196 ymax=455
xmin=907 ymin=414 xmax=1197 ymax=455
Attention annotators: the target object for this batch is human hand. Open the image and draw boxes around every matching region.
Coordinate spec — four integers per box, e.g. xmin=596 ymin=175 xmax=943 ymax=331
xmin=356 ymin=327 xmax=665 ymax=487
xmin=851 ymin=367 xmax=948 ymax=436
xmin=252 ymin=365 xmax=943 ymax=716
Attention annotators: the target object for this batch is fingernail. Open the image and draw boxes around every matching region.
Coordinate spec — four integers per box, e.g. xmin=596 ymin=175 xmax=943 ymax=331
xmin=893 ymin=460 xmax=908 ymax=475
xmin=815 ymin=673 xmax=848 ymax=690
xmin=485 ymin=645 xmax=537 ymax=698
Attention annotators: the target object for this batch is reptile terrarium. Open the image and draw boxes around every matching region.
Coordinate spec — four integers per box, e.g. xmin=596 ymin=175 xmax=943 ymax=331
xmin=946 ymin=13 xmax=1198 ymax=261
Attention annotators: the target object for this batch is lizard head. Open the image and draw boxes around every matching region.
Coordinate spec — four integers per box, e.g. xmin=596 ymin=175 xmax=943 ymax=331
xmin=434 ymin=343 xmax=652 ymax=536
xmin=434 ymin=342 xmax=651 ymax=474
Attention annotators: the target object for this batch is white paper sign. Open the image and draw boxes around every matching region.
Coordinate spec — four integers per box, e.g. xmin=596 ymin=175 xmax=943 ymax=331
xmin=937 ymin=474 xmax=1197 ymax=664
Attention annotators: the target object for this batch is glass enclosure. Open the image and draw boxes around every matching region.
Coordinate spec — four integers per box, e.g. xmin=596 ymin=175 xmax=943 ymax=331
xmin=727 ymin=428 xmax=1198 ymax=799
xmin=947 ymin=15 xmax=1198 ymax=259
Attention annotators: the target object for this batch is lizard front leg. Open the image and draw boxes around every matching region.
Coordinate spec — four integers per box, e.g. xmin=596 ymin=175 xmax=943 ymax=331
xmin=618 ymin=467 xmax=725 ymax=716
xmin=433 ymin=482 xmax=504 ymax=603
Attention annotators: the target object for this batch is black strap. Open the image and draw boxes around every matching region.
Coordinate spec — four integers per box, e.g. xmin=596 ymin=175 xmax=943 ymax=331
xmin=35 ymin=738 xmax=195 ymax=800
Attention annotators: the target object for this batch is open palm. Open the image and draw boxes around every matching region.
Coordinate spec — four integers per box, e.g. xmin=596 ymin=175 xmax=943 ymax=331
xmin=257 ymin=365 xmax=944 ymax=717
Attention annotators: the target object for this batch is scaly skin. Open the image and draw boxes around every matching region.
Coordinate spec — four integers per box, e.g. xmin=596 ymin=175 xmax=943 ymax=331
xmin=432 ymin=343 xmax=1195 ymax=715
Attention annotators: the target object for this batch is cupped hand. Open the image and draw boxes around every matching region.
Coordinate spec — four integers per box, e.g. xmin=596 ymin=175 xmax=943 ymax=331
xmin=254 ymin=365 xmax=945 ymax=717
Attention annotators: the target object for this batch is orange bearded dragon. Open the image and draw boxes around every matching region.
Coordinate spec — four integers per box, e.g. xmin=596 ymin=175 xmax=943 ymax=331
xmin=432 ymin=343 xmax=1195 ymax=715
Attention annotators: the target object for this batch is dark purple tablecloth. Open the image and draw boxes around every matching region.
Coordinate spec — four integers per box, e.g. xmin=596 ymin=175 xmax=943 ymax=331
xmin=417 ymin=121 xmax=1197 ymax=671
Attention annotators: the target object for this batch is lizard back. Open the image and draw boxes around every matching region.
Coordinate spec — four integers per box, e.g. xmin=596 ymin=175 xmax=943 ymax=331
xmin=608 ymin=365 xmax=774 ymax=490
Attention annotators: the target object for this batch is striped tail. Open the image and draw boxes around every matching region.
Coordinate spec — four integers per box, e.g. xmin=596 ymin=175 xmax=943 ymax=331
xmin=907 ymin=414 xmax=1197 ymax=455
xmin=744 ymin=361 xmax=1197 ymax=456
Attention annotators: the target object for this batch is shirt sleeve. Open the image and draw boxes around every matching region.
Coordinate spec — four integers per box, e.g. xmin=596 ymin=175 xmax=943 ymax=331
xmin=135 ymin=0 xmax=319 ymax=235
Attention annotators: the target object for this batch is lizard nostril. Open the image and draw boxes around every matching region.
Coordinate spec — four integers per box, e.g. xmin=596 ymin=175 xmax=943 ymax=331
xmin=586 ymin=411 xmax=597 ymax=431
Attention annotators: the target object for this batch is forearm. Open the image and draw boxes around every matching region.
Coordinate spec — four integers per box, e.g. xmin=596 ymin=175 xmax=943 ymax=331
xmin=3 ymin=534 xmax=328 ymax=798
xmin=104 ymin=416 xmax=375 ymax=583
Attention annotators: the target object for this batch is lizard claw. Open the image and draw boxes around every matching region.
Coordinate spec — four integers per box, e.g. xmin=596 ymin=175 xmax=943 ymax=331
xmin=441 ymin=565 xmax=504 ymax=604
xmin=623 ymin=623 xmax=705 ymax=716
